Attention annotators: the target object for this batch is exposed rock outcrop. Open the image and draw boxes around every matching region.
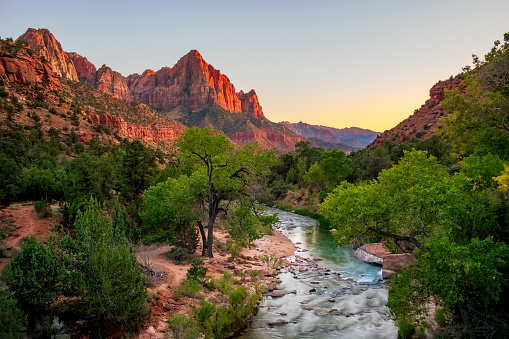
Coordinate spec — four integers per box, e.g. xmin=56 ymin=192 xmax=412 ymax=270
xmin=65 ymin=51 xmax=96 ymax=84
xmin=95 ymin=65 xmax=132 ymax=102
xmin=18 ymin=28 xmax=78 ymax=81
xmin=382 ymin=254 xmax=417 ymax=279
xmin=0 ymin=49 xmax=61 ymax=92
xmin=239 ymin=90 xmax=264 ymax=118
xmin=371 ymin=76 xmax=463 ymax=147
xmin=88 ymin=113 xmax=185 ymax=142
xmin=127 ymin=50 xmax=264 ymax=117
xmin=354 ymin=243 xmax=391 ymax=266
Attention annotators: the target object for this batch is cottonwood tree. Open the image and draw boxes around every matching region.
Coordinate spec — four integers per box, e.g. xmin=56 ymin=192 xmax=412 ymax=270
xmin=320 ymin=150 xmax=461 ymax=251
xmin=146 ymin=127 xmax=277 ymax=257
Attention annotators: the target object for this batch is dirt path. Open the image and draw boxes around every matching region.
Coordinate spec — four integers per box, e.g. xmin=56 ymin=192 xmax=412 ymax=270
xmin=0 ymin=203 xmax=61 ymax=271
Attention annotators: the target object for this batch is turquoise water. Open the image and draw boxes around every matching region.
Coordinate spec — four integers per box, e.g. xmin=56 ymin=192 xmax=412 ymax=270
xmin=237 ymin=209 xmax=398 ymax=339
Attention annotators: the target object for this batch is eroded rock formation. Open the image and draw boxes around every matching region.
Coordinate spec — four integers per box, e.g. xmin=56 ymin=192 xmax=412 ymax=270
xmin=0 ymin=49 xmax=61 ymax=92
xmin=88 ymin=113 xmax=186 ymax=142
xmin=19 ymin=28 xmax=78 ymax=81
xmin=127 ymin=50 xmax=264 ymax=117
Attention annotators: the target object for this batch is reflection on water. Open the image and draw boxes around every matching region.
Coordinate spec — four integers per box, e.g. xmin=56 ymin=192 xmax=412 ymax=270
xmin=237 ymin=209 xmax=398 ymax=339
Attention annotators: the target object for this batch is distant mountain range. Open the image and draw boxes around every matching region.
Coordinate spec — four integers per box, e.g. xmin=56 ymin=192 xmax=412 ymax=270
xmin=279 ymin=121 xmax=379 ymax=152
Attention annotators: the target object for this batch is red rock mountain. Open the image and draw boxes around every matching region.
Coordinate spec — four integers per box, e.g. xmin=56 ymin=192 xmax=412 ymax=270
xmin=13 ymin=28 xmax=302 ymax=152
xmin=0 ymin=43 xmax=61 ymax=92
xmin=18 ymin=28 xmax=78 ymax=81
xmin=370 ymin=76 xmax=463 ymax=147
xmin=127 ymin=50 xmax=265 ymax=118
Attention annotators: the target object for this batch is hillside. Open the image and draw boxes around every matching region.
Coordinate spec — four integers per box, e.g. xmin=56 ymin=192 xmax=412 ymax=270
xmin=370 ymin=76 xmax=462 ymax=147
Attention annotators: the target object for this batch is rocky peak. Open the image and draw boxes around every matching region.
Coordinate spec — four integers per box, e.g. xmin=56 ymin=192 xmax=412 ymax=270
xmin=95 ymin=65 xmax=133 ymax=102
xmin=126 ymin=50 xmax=264 ymax=117
xmin=238 ymin=90 xmax=264 ymax=118
xmin=65 ymin=51 xmax=96 ymax=84
xmin=0 ymin=43 xmax=62 ymax=92
xmin=19 ymin=28 xmax=78 ymax=81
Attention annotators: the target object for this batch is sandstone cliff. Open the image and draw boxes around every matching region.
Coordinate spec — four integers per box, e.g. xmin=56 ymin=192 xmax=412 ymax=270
xmin=18 ymin=28 xmax=78 ymax=81
xmin=88 ymin=113 xmax=185 ymax=142
xmin=95 ymin=65 xmax=132 ymax=102
xmin=0 ymin=47 xmax=61 ymax=92
xmin=127 ymin=50 xmax=264 ymax=118
xmin=65 ymin=51 xmax=96 ymax=84
xmin=371 ymin=76 xmax=462 ymax=147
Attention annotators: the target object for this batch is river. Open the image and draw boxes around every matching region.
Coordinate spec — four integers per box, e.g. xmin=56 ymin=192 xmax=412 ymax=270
xmin=237 ymin=208 xmax=398 ymax=339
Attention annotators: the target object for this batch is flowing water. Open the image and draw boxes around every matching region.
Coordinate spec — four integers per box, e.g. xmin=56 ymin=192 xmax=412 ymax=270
xmin=237 ymin=208 xmax=398 ymax=339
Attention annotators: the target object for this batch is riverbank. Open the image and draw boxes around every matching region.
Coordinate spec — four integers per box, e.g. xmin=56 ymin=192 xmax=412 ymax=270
xmin=136 ymin=226 xmax=297 ymax=338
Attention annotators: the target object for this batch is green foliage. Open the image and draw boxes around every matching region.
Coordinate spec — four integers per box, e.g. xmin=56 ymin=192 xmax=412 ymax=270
xmin=121 ymin=140 xmax=157 ymax=200
xmin=186 ymin=257 xmax=208 ymax=283
xmin=0 ymin=286 xmax=27 ymax=339
xmin=321 ymin=150 xmax=459 ymax=249
xmin=173 ymin=279 xmax=201 ymax=300
xmin=207 ymin=271 xmax=235 ymax=294
xmin=168 ymin=247 xmax=192 ymax=264
xmin=34 ymin=198 xmax=51 ymax=218
xmin=169 ymin=314 xmax=201 ymax=339
xmin=4 ymin=236 xmax=61 ymax=314
xmin=170 ymin=127 xmax=277 ymax=257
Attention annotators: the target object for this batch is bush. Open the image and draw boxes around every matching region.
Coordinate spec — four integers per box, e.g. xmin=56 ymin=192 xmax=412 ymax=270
xmin=173 ymin=279 xmax=201 ymax=300
xmin=4 ymin=236 xmax=61 ymax=314
xmin=0 ymin=286 xmax=27 ymax=339
xmin=169 ymin=314 xmax=200 ymax=339
xmin=34 ymin=198 xmax=51 ymax=218
xmin=168 ymin=247 xmax=192 ymax=264
xmin=186 ymin=257 xmax=208 ymax=283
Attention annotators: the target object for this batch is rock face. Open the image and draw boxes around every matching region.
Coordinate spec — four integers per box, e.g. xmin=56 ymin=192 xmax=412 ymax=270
xmin=239 ymin=90 xmax=264 ymax=118
xmin=371 ymin=76 xmax=463 ymax=147
xmin=65 ymin=52 xmax=96 ymax=83
xmin=95 ymin=65 xmax=132 ymax=102
xmin=0 ymin=49 xmax=61 ymax=92
xmin=382 ymin=254 xmax=417 ymax=279
xmin=127 ymin=50 xmax=264 ymax=117
xmin=88 ymin=113 xmax=185 ymax=142
xmin=354 ymin=243 xmax=391 ymax=266
xmin=19 ymin=28 xmax=78 ymax=81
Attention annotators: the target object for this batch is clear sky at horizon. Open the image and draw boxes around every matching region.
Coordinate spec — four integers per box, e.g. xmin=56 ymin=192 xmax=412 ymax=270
xmin=2 ymin=0 xmax=508 ymax=132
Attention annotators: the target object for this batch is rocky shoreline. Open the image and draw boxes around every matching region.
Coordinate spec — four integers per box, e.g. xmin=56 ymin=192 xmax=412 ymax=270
xmin=354 ymin=243 xmax=416 ymax=279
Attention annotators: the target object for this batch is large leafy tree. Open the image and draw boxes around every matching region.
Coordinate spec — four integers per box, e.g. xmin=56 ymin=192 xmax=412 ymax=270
xmin=165 ymin=127 xmax=277 ymax=257
xmin=320 ymin=150 xmax=460 ymax=251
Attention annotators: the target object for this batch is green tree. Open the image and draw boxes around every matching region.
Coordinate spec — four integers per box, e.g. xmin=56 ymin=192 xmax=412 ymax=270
xmin=3 ymin=236 xmax=62 ymax=315
xmin=0 ymin=286 xmax=27 ymax=339
xmin=321 ymin=150 xmax=460 ymax=250
xmin=174 ymin=127 xmax=277 ymax=257
xmin=121 ymin=140 xmax=157 ymax=200
xmin=72 ymin=199 xmax=147 ymax=329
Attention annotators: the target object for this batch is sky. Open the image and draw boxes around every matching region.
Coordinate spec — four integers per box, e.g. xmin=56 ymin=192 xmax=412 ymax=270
xmin=2 ymin=0 xmax=509 ymax=132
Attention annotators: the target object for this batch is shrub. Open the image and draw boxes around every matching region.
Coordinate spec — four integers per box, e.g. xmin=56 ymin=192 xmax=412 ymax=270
xmin=173 ymin=279 xmax=201 ymax=300
xmin=34 ymin=198 xmax=51 ymax=218
xmin=168 ymin=247 xmax=192 ymax=264
xmin=4 ymin=236 xmax=61 ymax=314
xmin=186 ymin=257 xmax=208 ymax=283
xmin=169 ymin=314 xmax=200 ymax=339
xmin=0 ymin=286 xmax=27 ymax=339
xmin=434 ymin=308 xmax=446 ymax=326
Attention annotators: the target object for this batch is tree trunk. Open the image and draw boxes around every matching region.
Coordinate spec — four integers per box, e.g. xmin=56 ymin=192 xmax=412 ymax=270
xmin=197 ymin=221 xmax=207 ymax=257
